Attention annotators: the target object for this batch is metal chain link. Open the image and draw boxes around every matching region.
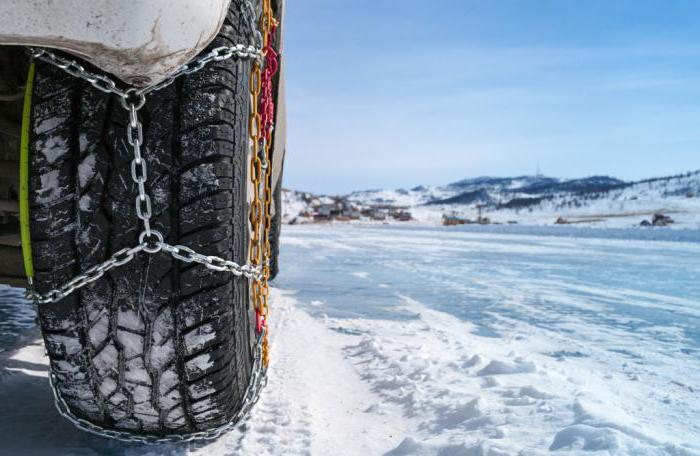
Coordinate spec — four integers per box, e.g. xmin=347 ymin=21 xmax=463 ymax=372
xmin=23 ymin=0 xmax=278 ymax=444
xmin=139 ymin=43 xmax=263 ymax=97
xmin=49 ymin=329 xmax=268 ymax=444
xmin=25 ymin=244 xmax=145 ymax=304
xmin=24 ymin=48 xmax=265 ymax=305
xmin=25 ymin=18 xmax=265 ymax=305
xmin=29 ymin=47 xmax=128 ymax=98
xmin=257 ymin=6 xmax=280 ymax=366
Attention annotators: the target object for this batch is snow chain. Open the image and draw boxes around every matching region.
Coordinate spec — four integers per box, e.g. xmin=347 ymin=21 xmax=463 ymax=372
xmin=250 ymin=0 xmax=279 ymax=367
xmin=23 ymin=0 xmax=279 ymax=444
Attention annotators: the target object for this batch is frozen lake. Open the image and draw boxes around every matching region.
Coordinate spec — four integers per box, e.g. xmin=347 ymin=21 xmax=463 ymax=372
xmin=274 ymin=225 xmax=700 ymax=453
xmin=278 ymin=225 xmax=700 ymax=345
xmin=0 ymin=224 xmax=698 ymax=454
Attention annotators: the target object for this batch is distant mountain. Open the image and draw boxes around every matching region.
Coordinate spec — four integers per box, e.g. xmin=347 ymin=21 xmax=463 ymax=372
xmin=424 ymin=175 xmax=626 ymax=206
xmin=447 ymin=175 xmax=558 ymax=191
xmin=427 ymin=189 xmax=494 ymax=206
xmin=517 ymin=176 xmax=625 ymax=194
xmin=347 ymin=174 xmax=630 ymax=208
xmin=283 ymin=170 xmax=700 ymax=227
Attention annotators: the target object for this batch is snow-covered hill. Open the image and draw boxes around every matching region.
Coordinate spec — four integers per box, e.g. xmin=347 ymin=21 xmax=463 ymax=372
xmin=344 ymin=175 xmax=627 ymax=207
xmin=283 ymin=170 xmax=700 ymax=229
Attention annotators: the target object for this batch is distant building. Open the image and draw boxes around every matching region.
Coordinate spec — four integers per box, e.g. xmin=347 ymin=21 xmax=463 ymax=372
xmin=393 ymin=210 xmax=413 ymax=222
xmin=443 ymin=214 xmax=467 ymax=226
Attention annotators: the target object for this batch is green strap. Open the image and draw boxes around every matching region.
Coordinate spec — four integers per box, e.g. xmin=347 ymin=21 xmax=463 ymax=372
xmin=20 ymin=63 xmax=35 ymax=280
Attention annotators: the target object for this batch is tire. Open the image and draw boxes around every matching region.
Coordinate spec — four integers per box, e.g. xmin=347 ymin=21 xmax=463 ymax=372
xmin=28 ymin=3 xmax=257 ymax=437
xmin=268 ymin=164 xmax=283 ymax=281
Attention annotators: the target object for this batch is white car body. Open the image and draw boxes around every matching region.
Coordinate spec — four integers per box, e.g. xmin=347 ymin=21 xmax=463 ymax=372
xmin=0 ymin=0 xmax=286 ymax=288
xmin=0 ymin=0 xmax=286 ymax=198
xmin=0 ymin=0 xmax=231 ymax=86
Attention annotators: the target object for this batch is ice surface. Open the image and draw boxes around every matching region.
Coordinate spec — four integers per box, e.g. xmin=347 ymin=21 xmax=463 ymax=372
xmin=0 ymin=225 xmax=698 ymax=455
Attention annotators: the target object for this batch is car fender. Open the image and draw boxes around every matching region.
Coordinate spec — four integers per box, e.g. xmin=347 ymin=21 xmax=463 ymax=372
xmin=0 ymin=0 xmax=231 ymax=86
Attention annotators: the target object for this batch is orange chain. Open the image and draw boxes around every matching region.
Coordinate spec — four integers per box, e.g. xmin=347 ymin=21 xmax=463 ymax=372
xmin=249 ymin=0 xmax=279 ymax=367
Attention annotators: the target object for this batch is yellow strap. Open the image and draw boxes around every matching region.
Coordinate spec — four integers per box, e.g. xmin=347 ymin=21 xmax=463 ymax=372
xmin=20 ymin=63 xmax=35 ymax=280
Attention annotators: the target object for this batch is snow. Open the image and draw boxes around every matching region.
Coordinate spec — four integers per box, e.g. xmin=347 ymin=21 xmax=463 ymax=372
xmin=285 ymin=171 xmax=700 ymax=230
xmin=35 ymin=169 xmax=61 ymax=204
xmin=281 ymin=188 xmax=314 ymax=223
xmin=476 ymin=359 xmax=537 ymax=376
xmin=411 ymin=172 xmax=700 ymax=228
xmin=183 ymin=324 xmax=217 ymax=352
xmin=181 ymin=163 xmax=220 ymax=191
xmin=149 ymin=338 xmax=175 ymax=370
xmin=79 ymin=194 xmax=92 ymax=211
xmin=99 ymin=377 xmax=118 ymax=397
xmin=88 ymin=313 xmax=109 ymax=346
xmin=117 ymin=309 xmax=145 ymax=331
xmin=185 ymin=353 xmax=215 ymax=374
xmin=200 ymin=289 xmax=405 ymax=455
xmin=37 ymin=136 xmax=69 ymax=165
xmin=0 ymin=225 xmax=698 ymax=454
xmin=34 ymin=117 xmax=63 ymax=135
xmin=78 ymin=154 xmax=96 ymax=188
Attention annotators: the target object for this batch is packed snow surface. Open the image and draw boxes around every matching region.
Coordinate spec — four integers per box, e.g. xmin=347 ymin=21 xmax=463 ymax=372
xmin=0 ymin=225 xmax=699 ymax=455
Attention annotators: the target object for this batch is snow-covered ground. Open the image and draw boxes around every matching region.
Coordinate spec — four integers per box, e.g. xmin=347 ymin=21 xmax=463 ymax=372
xmin=0 ymin=225 xmax=699 ymax=455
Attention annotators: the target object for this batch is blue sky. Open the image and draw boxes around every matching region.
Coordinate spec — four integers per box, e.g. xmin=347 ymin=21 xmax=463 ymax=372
xmin=282 ymin=1 xmax=700 ymax=194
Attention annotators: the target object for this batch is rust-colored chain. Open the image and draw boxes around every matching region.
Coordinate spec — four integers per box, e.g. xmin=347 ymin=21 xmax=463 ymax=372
xmin=249 ymin=0 xmax=279 ymax=367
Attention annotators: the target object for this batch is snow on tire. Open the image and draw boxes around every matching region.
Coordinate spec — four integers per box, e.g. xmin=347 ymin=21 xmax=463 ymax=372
xmin=28 ymin=2 xmax=257 ymax=437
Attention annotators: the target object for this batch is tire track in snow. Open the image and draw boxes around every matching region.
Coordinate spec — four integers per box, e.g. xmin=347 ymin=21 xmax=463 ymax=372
xmin=195 ymin=289 xmax=405 ymax=456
